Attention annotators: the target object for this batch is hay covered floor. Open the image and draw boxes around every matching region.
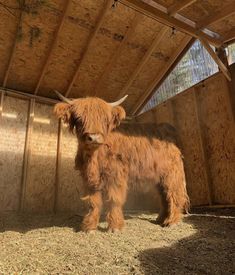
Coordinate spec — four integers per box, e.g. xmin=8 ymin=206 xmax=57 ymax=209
xmin=0 ymin=209 xmax=234 ymax=274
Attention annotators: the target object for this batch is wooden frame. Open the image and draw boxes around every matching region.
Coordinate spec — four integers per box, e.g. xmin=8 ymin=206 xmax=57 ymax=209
xmin=34 ymin=0 xmax=71 ymax=95
xmin=0 ymin=87 xmax=58 ymax=105
xmin=3 ymin=11 xmax=23 ymax=87
xmin=119 ymin=0 xmax=223 ymax=47
xmin=20 ymin=99 xmax=35 ymax=212
xmin=200 ymin=38 xmax=231 ymax=81
xmin=0 ymin=91 xmax=4 ymax=116
xmin=54 ymin=118 xmax=62 ymax=213
xmin=93 ymin=13 xmax=143 ymax=96
xmin=131 ymin=36 xmax=193 ymax=115
xmin=65 ymin=0 xmax=113 ymax=97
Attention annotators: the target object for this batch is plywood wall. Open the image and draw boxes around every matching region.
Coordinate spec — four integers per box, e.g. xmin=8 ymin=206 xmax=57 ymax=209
xmin=24 ymin=103 xmax=58 ymax=213
xmin=0 ymin=95 xmax=28 ymax=211
xmin=137 ymin=70 xmax=235 ymax=206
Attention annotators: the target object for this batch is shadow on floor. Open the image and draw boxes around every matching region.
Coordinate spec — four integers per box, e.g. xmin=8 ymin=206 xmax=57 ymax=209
xmin=139 ymin=209 xmax=235 ymax=275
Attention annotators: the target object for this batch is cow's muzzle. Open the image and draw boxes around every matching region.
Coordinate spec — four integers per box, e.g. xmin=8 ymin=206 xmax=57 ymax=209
xmin=83 ymin=133 xmax=104 ymax=145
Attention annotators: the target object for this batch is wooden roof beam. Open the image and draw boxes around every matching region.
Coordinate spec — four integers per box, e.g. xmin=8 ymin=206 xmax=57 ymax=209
xmin=119 ymin=0 xmax=223 ymax=47
xmin=130 ymin=36 xmax=193 ymax=115
xmin=93 ymin=13 xmax=143 ymax=96
xmin=118 ymin=26 xmax=169 ymax=98
xmin=65 ymin=0 xmax=113 ymax=97
xmin=200 ymin=38 xmax=231 ymax=81
xmin=167 ymin=0 xmax=197 ymax=16
xmin=117 ymin=0 xmax=197 ymax=99
xmin=34 ymin=0 xmax=71 ymax=95
xmin=223 ymin=28 xmax=235 ymax=44
xmin=3 ymin=11 xmax=23 ymax=87
xmin=197 ymin=3 xmax=235 ymax=29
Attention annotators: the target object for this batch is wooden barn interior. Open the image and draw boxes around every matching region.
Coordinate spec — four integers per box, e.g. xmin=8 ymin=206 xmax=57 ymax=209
xmin=0 ymin=0 xmax=235 ymax=273
xmin=1 ymin=0 xmax=234 ymax=212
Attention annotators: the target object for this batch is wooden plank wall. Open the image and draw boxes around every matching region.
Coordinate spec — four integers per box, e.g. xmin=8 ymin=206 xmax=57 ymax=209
xmin=0 ymin=92 xmax=85 ymax=214
xmin=137 ymin=69 xmax=235 ymax=206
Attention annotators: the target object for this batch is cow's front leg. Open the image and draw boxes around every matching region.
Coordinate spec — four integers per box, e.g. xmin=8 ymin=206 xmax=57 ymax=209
xmin=105 ymin=182 xmax=127 ymax=232
xmin=81 ymin=191 xmax=103 ymax=232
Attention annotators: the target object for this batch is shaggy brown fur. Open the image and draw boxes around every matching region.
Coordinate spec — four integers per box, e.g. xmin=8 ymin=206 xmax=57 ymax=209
xmin=54 ymin=97 xmax=189 ymax=232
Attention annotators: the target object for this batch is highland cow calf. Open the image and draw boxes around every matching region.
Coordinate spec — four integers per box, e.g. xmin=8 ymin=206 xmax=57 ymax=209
xmin=54 ymin=91 xmax=189 ymax=232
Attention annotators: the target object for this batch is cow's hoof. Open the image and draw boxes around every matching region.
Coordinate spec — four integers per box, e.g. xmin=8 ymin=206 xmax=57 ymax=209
xmin=82 ymin=229 xmax=96 ymax=234
xmin=107 ymin=228 xmax=122 ymax=233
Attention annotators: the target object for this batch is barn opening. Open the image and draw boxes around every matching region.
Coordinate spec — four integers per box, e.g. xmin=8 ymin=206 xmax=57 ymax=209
xmin=0 ymin=0 xmax=234 ymax=274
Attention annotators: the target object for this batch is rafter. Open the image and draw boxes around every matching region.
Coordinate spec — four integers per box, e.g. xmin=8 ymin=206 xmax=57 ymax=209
xmin=34 ymin=0 xmax=71 ymax=95
xmin=200 ymin=38 xmax=231 ymax=81
xmin=93 ymin=13 xmax=142 ymax=96
xmin=65 ymin=0 xmax=113 ymax=97
xmin=117 ymin=0 xmax=199 ymax=99
xmin=118 ymin=26 xmax=169 ymax=98
xmin=223 ymin=28 xmax=235 ymax=44
xmin=197 ymin=2 xmax=235 ymax=29
xmin=130 ymin=36 xmax=193 ymax=115
xmin=3 ymin=11 xmax=23 ymax=87
xmin=167 ymin=0 xmax=197 ymax=16
xmin=119 ymin=0 xmax=222 ymax=47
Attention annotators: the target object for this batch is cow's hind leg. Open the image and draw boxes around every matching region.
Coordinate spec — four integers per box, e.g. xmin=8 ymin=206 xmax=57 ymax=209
xmin=81 ymin=191 xmax=103 ymax=232
xmin=105 ymin=182 xmax=127 ymax=232
xmin=157 ymin=172 xmax=189 ymax=227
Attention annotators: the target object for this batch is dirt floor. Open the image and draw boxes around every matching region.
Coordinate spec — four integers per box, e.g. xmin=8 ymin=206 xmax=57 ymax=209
xmin=0 ymin=208 xmax=234 ymax=275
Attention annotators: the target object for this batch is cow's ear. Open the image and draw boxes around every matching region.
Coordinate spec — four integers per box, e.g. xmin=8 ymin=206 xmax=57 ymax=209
xmin=54 ymin=103 xmax=71 ymax=124
xmin=111 ymin=106 xmax=126 ymax=129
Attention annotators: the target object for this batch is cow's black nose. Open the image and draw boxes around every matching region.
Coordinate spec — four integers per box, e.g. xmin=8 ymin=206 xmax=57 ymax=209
xmin=87 ymin=136 xmax=93 ymax=142
xmin=84 ymin=133 xmax=95 ymax=143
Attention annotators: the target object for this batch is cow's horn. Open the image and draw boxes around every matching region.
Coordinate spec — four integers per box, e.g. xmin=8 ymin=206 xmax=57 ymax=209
xmin=109 ymin=95 xmax=128 ymax=107
xmin=54 ymin=90 xmax=73 ymax=104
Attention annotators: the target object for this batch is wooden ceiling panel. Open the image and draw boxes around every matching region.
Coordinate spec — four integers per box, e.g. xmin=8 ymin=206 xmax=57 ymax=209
xmin=0 ymin=0 xmax=20 ymax=85
xmin=180 ymin=0 xmax=234 ymax=24
xmin=209 ymin=15 xmax=235 ymax=39
xmin=6 ymin=0 xmax=64 ymax=93
xmin=38 ymin=0 xmax=104 ymax=98
xmin=69 ymin=3 xmax=136 ymax=98
xmin=92 ymin=17 xmax=167 ymax=100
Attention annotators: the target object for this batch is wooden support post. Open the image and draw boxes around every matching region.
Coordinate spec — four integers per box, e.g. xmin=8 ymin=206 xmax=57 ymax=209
xmin=34 ymin=0 xmax=71 ymax=95
xmin=216 ymin=47 xmax=229 ymax=68
xmin=54 ymin=119 xmax=62 ymax=213
xmin=193 ymin=88 xmax=213 ymax=205
xmin=0 ymin=91 xmax=4 ymax=117
xmin=200 ymin=38 xmax=231 ymax=81
xmin=20 ymin=99 xmax=35 ymax=212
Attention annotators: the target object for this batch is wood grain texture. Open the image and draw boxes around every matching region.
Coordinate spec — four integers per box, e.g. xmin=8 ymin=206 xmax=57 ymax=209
xmin=24 ymin=103 xmax=58 ymax=213
xmin=0 ymin=95 xmax=28 ymax=211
